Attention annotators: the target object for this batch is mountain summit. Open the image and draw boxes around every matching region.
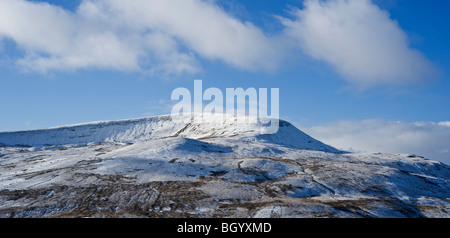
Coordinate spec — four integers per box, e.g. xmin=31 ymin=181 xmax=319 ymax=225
xmin=0 ymin=115 xmax=449 ymax=218
xmin=0 ymin=114 xmax=339 ymax=153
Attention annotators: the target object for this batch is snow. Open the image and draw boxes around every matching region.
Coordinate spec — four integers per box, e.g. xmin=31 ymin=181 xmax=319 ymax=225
xmin=0 ymin=114 xmax=339 ymax=153
xmin=0 ymin=114 xmax=449 ymax=217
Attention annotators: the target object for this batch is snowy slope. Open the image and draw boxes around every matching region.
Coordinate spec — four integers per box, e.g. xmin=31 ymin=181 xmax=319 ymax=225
xmin=0 ymin=114 xmax=339 ymax=153
xmin=0 ymin=115 xmax=449 ymax=218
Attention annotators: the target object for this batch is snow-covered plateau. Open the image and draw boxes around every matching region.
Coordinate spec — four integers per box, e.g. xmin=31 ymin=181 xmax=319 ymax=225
xmin=0 ymin=114 xmax=449 ymax=218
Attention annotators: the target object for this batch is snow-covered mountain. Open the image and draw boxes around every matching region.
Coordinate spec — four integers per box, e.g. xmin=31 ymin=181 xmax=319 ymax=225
xmin=0 ymin=114 xmax=339 ymax=153
xmin=0 ymin=115 xmax=449 ymax=218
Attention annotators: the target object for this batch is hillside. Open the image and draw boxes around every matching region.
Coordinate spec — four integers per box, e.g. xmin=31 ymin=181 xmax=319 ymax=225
xmin=0 ymin=115 xmax=449 ymax=218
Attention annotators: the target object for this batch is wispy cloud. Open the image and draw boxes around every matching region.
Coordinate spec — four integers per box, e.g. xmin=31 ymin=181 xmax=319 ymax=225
xmin=0 ymin=0 xmax=280 ymax=75
xmin=279 ymin=0 xmax=436 ymax=88
xmin=144 ymin=99 xmax=175 ymax=117
xmin=0 ymin=0 xmax=436 ymax=87
xmin=298 ymin=119 xmax=450 ymax=165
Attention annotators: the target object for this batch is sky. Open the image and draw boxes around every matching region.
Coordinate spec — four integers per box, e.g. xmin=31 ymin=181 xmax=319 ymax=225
xmin=0 ymin=0 xmax=450 ymax=164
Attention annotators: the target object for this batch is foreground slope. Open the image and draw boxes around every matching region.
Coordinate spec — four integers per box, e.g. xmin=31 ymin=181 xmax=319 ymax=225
xmin=0 ymin=115 xmax=449 ymax=218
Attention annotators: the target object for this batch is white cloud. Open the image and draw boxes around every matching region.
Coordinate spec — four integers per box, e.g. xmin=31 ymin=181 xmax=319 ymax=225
xmin=0 ymin=0 xmax=280 ymax=75
xmin=299 ymin=119 xmax=450 ymax=165
xmin=0 ymin=0 xmax=143 ymax=73
xmin=145 ymin=99 xmax=175 ymax=117
xmin=0 ymin=0 xmax=435 ymax=86
xmin=98 ymin=0 xmax=281 ymax=71
xmin=280 ymin=0 xmax=435 ymax=87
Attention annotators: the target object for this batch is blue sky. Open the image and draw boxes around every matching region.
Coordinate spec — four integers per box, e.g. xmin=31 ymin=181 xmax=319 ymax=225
xmin=1 ymin=0 xmax=450 ymax=163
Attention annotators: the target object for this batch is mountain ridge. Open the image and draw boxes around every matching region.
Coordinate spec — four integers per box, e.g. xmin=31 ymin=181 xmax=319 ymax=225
xmin=0 ymin=114 xmax=340 ymax=153
xmin=0 ymin=115 xmax=449 ymax=218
